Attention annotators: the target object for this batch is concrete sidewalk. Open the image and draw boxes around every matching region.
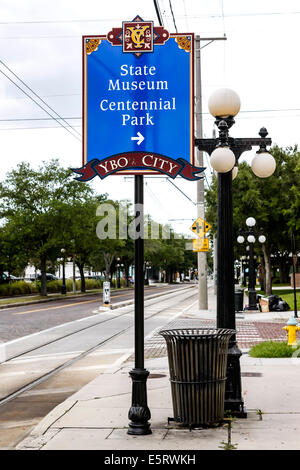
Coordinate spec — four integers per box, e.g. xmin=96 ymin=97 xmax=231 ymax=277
xmin=17 ymin=286 xmax=300 ymax=451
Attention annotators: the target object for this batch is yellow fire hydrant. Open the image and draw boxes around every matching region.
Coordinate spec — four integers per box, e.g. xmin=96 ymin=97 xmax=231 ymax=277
xmin=283 ymin=316 xmax=300 ymax=346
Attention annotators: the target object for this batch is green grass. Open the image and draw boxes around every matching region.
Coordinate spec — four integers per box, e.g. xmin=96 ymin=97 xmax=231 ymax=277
xmin=272 ymin=283 xmax=292 ymax=287
xmin=0 ymin=295 xmax=49 ymax=306
xmin=249 ymin=340 xmax=299 ymax=358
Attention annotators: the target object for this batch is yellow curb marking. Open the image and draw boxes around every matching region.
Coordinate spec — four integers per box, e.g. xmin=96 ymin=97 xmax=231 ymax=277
xmin=7 ymin=285 xmax=170 ymax=316
xmin=12 ymin=292 xmax=135 ymax=316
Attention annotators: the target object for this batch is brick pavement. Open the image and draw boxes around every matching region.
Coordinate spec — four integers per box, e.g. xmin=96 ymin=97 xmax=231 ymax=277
xmin=143 ymin=319 xmax=288 ymax=359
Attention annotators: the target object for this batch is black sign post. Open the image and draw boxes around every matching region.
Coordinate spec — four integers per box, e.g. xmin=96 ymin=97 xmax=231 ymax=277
xmin=128 ymin=175 xmax=152 ymax=435
xmin=75 ymin=17 xmax=204 ymax=437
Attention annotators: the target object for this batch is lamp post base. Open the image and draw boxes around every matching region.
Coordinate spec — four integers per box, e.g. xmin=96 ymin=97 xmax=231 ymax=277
xmin=61 ymin=285 xmax=67 ymax=295
xmin=246 ymin=288 xmax=258 ymax=311
xmin=128 ymin=368 xmax=152 ymax=435
xmin=224 ymin=344 xmax=247 ymax=418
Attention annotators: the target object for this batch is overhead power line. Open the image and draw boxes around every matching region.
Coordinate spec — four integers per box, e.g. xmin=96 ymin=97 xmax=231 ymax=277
xmin=167 ymin=178 xmax=196 ymax=205
xmin=0 ymin=10 xmax=298 ymax=25
xmin=0 ymin=59 xmax=81 ymax=140
xmin=0 ymin=117 xmax=81 ymax=122
xmin=0 ymin=17 xmax=123 ymax=25
xmin=161 ymin=11 xmax=300 ymax=19
xmin=153 ymin=0 xmax=164 ymax=26
xmin=169 ymin=0 xmax=178 ymax=32
xmin=0 ymin=67 xmax=81 ymax=141
xmin=0 ymin=124 xmax=81 ymax=131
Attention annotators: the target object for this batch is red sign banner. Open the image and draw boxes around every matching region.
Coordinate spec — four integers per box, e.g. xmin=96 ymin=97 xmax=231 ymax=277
xmin=72 ymin=152 xmax=204 ymax=181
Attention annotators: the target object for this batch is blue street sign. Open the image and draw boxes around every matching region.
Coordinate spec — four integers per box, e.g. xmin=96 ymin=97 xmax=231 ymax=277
xmin=83 ymin=23 xmax=194 ymax=175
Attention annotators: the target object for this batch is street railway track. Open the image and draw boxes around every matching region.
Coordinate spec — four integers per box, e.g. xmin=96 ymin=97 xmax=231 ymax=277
xmin=0 ymin=285 xmax=194 ymax=362
xmin=0 ymin=286 xmax=197 ymax=408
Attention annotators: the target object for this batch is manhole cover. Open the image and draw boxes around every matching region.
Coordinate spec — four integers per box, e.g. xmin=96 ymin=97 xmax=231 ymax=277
xmin=148 ymin=373 xmax=166 ymax=379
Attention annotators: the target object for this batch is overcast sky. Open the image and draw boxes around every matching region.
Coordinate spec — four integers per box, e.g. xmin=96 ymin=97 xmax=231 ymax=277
xmin=0 ymin=0 xmax=299 ymax=235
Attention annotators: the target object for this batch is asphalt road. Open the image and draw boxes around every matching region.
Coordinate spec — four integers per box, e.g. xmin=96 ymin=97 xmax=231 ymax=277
xmin=0 ymin=285 xmax=197 ymax=449
xmin=0 ymin=284 xmax=189 ymax=342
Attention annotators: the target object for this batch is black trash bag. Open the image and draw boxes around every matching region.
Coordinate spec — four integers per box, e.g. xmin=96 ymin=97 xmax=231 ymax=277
xmin=273 ymin=300 xmax=290 ymax=311
xmin=268 ymin=295 xmax=282 ymax=311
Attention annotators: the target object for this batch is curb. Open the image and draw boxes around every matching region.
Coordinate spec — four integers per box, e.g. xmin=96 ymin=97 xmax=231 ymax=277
xmin=0 ymin=286 xmax=157 ymax=310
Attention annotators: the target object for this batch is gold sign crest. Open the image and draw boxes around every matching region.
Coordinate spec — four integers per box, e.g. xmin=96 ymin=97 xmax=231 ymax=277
xmin=123 ymin=19 xmax=153 ymax=54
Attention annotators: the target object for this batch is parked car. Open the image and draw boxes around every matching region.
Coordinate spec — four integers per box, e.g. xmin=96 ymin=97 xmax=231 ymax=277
xmin=36 ymin=273 xmax=58 ymax=281
xmin=1 ymin=273 xmax=21 ymax=283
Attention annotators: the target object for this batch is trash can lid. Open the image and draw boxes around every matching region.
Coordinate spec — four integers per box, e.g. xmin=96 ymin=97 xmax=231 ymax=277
xmin=159 ymin=327 xmax=235 ymax=339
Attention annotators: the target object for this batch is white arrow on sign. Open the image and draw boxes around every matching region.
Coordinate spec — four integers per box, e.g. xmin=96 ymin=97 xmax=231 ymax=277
xmin=131 ymin=132 xmax=144 ymax=146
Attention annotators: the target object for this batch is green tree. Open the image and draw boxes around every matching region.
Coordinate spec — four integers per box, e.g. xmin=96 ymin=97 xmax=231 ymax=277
xmin=0 ymin=159 xmax=95 ymax=295
xmin=205 ymin=146 xmax=300 ymax=295
xmin=0 ymin=220 xmax=28 ymax=279
xmin=62 ymin=196 xmax=103 ymax=292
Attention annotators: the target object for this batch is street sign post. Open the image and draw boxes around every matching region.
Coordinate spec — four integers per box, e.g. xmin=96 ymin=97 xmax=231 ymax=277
xmin=73 ymin=16 xmax=205 ymax=182
xmin=73 ymin=16 xmax=205 ymax=437
xmin=192 ymin=238 xmax=209 ymax=252
xmin=190 ymin=217 xmax=211 ymax=252
xmin=103 ymin=281 xmax=111 ymax=304
xmin=83 ymin=23 xmax=194 ymax=173
xmin=190 ymin=217 xmax=211 ymax=237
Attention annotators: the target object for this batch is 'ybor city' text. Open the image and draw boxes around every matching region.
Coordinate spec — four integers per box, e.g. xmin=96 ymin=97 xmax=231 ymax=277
xmin=94 ymin=154 xmax=181 ymax=177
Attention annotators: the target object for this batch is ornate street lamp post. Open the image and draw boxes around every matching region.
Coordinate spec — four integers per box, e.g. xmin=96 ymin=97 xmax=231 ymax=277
xmin=195 ymin=88 xmax=276 ymax=415
xmin=144 ymin=261 xmax=151 ymax=285
xmin=60 ymin=248 xmax=67 ymax=295
xmin=70 ymin=239 xmax=76 ymax=294
xmin=237 ymin=218 xmax=266 ymax=310
xmin=116 ymin=257 xmax=121 ymax=289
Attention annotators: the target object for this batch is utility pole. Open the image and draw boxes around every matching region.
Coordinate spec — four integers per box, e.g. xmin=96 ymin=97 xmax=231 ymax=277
xmin=195 ymin=35 xmax=207 ymax=309
xmin=153 ymin=1 xmax=225 ymax=309
xmin=195 ymin=35 xmax=227 ymax=309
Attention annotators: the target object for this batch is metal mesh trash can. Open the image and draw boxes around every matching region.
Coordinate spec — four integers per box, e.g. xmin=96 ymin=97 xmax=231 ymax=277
xmin=234 ymin=289 xmax=244 ymax=312
xmin=159 ymin=327 xmax=235 ymax=428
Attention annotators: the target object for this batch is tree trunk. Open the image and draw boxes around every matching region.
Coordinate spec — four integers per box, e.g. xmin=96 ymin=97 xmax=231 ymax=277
xmin=125 ymin=264 xmax=130 ymax=287
xmin=279 ymin=257 xmax=290 ymax=284
xmin=262 ymin=244 xmax=272 ymax=295
xmin=258 ymin=262 xmax=265 ymax=292
xmin=103 ymin=252 xmax=114 ymax=282
xmin=76 ymin=262 xmax=85 ymax=292
xmin=40 ymin=254 xmax=47 ymax=296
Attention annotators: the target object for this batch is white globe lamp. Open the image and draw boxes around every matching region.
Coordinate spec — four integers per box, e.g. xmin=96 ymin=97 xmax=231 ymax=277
xmin=246 ymin=217 xmax=256 ymax=227
xmin=247 ymin=235 xmax=256 ymax=243
xmin=214 ymin=166 xmax=238 ymax=179
xmin=251 ymin=152 xmax=276 ymax=178
xmin=237 ymin=235 xmax=245 ymax=244
xmin=232 ymin=166 xmax=238 ymax=180
xmin=258 ymin=235 xmax=266 ymax=243
xmin=210 ymin=147 xmax=236 ymax=173
xmin=208 ymin=88 xmax=241 ymax=118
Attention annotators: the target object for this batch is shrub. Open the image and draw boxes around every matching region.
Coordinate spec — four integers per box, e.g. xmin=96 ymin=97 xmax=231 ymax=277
xmin=0 ymin=281 xmax=34 ymax=297
xmin=249 ymin=340 xmax=298 ymax=358
xmin=10 ymin=281 xmax=32 ymax=295
xmin=0 ymin=277 xmax=104 ymax=297
xmin=84 ymin=279 xmax=101 ymax=290
xmin=0 ymin=283 xmax=12 ymax=296
xmin=46 ymin=280 xmax=62 ymax=293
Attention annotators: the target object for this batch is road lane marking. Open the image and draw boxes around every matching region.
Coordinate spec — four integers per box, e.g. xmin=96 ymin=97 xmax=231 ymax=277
xmin=12 ymin=298 xmax=101 ymax=315
xmin=9 ymin=286 xmax=173 ymax=316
